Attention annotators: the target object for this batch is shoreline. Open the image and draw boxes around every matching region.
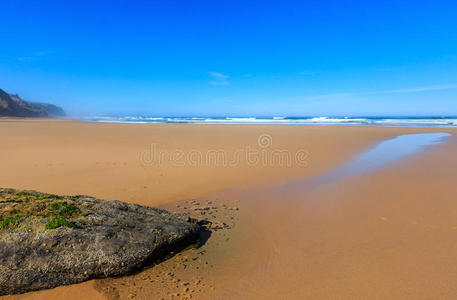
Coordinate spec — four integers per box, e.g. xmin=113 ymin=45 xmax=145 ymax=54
xmin=1 ymin=120 xmax=457 ymax=299
xmin=3 ymin=116 xmax=457 ymax=128
xmin=76 ymin=115 xmax=457 ymax=128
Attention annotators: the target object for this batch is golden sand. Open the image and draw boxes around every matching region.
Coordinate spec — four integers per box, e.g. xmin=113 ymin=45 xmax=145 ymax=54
xmin=1 ymin=119 xmax=456 ymax=299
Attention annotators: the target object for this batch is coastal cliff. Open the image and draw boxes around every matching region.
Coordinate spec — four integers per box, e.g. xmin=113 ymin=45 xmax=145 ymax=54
xmin=0 ymin=89 xmax=65 ymax=118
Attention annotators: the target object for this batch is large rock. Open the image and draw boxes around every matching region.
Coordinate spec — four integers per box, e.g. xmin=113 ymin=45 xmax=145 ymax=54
xmin=0 ymin=188 xmax=200 ymax=295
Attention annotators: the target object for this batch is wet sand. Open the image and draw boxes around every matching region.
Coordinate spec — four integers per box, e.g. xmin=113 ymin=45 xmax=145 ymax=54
xmin=1 ymin=119 xmax=456 ymax=299
xmin=208 ymin=134 xmax=457 ymax=299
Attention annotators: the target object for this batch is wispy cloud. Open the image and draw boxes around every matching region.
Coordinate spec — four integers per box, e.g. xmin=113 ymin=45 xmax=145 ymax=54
xmin=308 ymin=92 xmax=357 ymax=100
xmin=310 ymin=84 xmax=457 ymax=100
xmin=208 ymin=72 xmax=230 ymax=86
xmin=297 ymin=70 xmax=318 ymax=76
xmin=370 ymin=84 xmax=457 ymax=94
xmin=17 ymin=51 xmax=45 ymax=62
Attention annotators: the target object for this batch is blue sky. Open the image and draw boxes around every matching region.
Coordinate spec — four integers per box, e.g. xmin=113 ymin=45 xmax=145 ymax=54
xmin=1 ymin=0 xmax=457 ymax=116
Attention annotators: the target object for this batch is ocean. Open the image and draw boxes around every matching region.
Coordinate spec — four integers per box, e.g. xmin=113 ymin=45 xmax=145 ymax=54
xmin=80 ymin=116 xmax=457 ymax=127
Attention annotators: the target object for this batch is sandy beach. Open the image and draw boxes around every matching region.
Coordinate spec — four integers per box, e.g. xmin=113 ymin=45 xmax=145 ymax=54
xmin=3 ymin=0 xmax=457 ymax=298
xmin=1 ymin=120 xmax=457 ymax=299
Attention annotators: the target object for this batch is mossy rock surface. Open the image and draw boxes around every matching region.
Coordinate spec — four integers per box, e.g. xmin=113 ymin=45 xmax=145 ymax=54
xmin=0 ymin=189 xmax=82 ymax=232
xmin=0 ymin=188 xmax=200 ymax=295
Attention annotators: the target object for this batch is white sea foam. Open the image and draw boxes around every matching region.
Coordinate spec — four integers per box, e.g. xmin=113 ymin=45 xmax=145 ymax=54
xmin=79 ymin=116 xmax=457 ymax=127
